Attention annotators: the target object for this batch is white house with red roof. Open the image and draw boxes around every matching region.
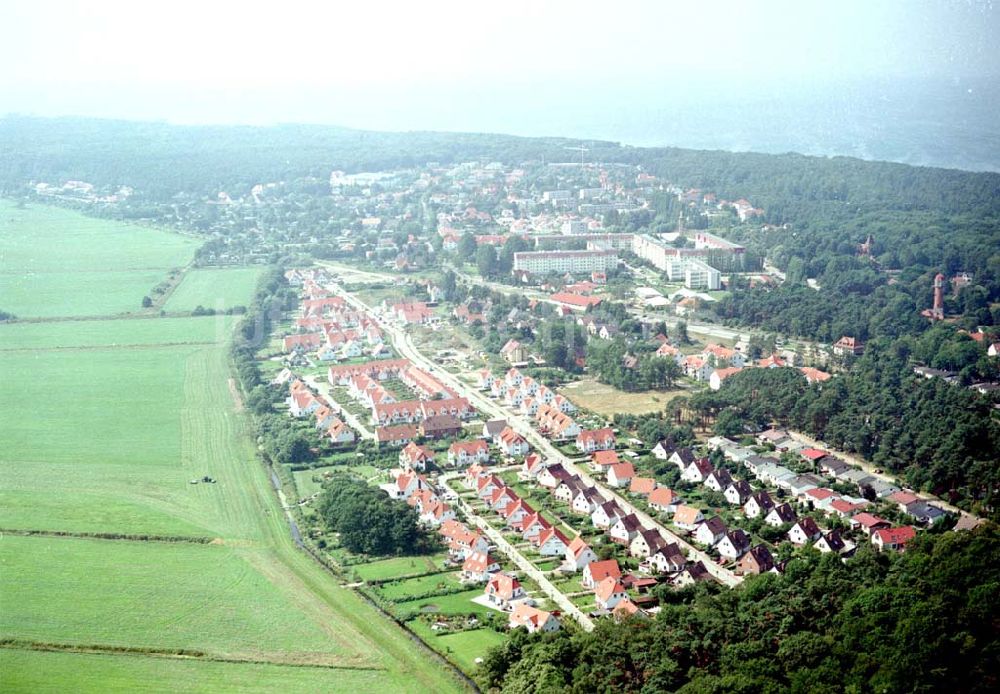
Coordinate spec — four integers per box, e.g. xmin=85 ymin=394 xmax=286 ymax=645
xmin=477 ymin=369 xmax=496 ymax=390
xmin=682 ymin=355 xmax=713 ymax=382
xmin=490 ymin=487 xmax=520 ymax=515
xmin=648 ymin=487 xmax=682 ymax=514
xmin=464 ymin=463 xmax=488 ymax=488
xmin=590 ymin=450 xmax=620 ymax=473
xmin=607 ymin=462 xmax=636 ymax=488
xmin=703 ymin=343 xmax=746 ymax=369
xmin=447 ymin=440 xmax=490 ymax=467
xmin=485 ymin=573 xmax=526 ymax=609
xmin=851 ymin=512 xmax=891 ymax=535
xmin=502 ymin=499 xmax=535 ymax=528
xmin=325 ymin=419 xmax=356 ymax=445
xmin=399 ymin=442 xmax=435 ymax=472
xmin=519 ymin=452 xmax=546 ymax=480
xmin=509 ymin=603 xmax=560 ymax=633
xmin=534 ymin=527 xmax=570 ymax=556
xmin=519 ymin=513 xmax=552 ymax=541
xmin=420 ymin=500 xmax=456 ymax=527
xmin=380 ymin=471 xmax=427 ymax=500
xmin=498 ymin=427 xmax=530 ymax=457
xmin=582 ymin=559 xmax=621 ymax=589
xmin=575 ymin=427 xmax=616 ymax=453
xmin=871 ymin=525 xmax=916 ymax=552
xmin=476 ymin=473 xmax=505 ymax=499
xmin=461 ymin=551 xmax=501 ymax=583
xmin=564 ymin=536 xmax=598 ymax=572
xmin=594 ymin=576 xmax=629 ymax=611
xmin=629 ymin=477 xmax=657 ymax=497
xmin=672 ymin=505 xmax=705 ymax=531
xmin=288 ymin=388 xmax=321 ymax=417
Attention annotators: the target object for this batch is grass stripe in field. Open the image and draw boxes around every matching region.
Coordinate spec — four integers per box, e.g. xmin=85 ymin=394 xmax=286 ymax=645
xmin=0 ymin=528 xmax=215 ymax=544
xmin=0 ymin=315 xmax=235 ymax=350
xmin=0 ymin=648 xmax=407 ymax=694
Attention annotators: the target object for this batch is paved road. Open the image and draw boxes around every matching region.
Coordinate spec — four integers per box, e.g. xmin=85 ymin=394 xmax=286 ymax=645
xmin=440 ymin=473 xmax=595 ymax=631
xmin=786 ymin=429 xmax=976 ymax=521
xmin=302 ymin=373 xmax=375 ymax=441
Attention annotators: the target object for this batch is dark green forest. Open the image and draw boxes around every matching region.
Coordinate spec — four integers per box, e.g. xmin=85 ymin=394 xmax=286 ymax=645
xmin=688 ymin=337 xmax=1000 ymax=518
xmin=479 ymin=525 xmax=1000 ymax=693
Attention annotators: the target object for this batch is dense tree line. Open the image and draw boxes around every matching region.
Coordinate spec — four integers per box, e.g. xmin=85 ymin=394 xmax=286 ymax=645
xmin=688 ymin=341 xmax=1000 ymax=517
xmin=586 ymin=337 xmax=683 ymax=392
xmin=478 ymin=525 xmax=1000 ymax=693
xmin=315 ymin=477 xmax=437 ymax=556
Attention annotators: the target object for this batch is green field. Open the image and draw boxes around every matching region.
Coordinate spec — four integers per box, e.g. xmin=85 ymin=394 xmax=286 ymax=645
xmin=0 ymin=201 xmax=198 ymax=318
xmin=164 ymin=267 xmax=262 ymax=313
xmin=393 ymin=589 xmax=490 ymax=618
xmin=0 ymin=204 xmax=464 ymax=692
xmin=0 ymin=535 xmax=368 ymax=663
xmin=377 ymin=571 xmax=461 ymax=601
xmin=352 ymin=554 xmax=449 ymax=582
xmin=407 ymin=620 xmax=506 ymax=673
xmin=0 ymin=315 xmax=233 ymax=351
xmin=0 ymin=649 xmax=404 ymax=694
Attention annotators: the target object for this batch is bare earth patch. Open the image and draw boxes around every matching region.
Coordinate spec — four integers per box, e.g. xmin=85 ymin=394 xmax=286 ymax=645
xmin=559 ymin=378 xmax=686 ymax=416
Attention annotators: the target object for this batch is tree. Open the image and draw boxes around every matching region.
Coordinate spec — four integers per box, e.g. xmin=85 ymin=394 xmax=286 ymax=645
xmin=457 ymin=232 xmax=477 ymax=260
xmin=477 ymin=244 xmax=498 ymax=278
xmin=141 ymin=295 xmax=153 ymax=308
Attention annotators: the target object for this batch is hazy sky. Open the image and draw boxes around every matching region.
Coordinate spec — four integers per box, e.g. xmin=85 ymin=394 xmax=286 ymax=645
xmin=1 ymin=0 xmax=997 ymax=131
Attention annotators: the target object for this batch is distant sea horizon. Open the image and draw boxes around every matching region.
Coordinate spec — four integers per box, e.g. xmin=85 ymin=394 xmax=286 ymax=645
xmin=3 ymin=75 xmax=998 ymax=173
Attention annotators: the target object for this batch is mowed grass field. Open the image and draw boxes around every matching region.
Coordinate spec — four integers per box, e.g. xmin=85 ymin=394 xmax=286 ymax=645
xmin=0 ymin=204 xmax=464 ymax=692
xmin=0 ymin=535 xmax=366 ymax=663
xmin=0 ymin=649 xmax=400 ymax=694
xmin=0 ymin=200 xmax=198 ymax=318
xmin=0 ymin=315 xmax=233 ymax=351
xmin=558 ymin=377 xmax=687 ymax=416
xmin=164 ymin=267 xmax=262 ymax=312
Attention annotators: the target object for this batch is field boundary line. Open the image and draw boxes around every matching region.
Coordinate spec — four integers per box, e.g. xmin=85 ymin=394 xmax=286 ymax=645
xmin=0 ymin=528 xmax=216 ymax=545
xmin=0 ymin=640 xmax=387 ymax=672
xmin=0 ymin=341 xmax=220 ymax=353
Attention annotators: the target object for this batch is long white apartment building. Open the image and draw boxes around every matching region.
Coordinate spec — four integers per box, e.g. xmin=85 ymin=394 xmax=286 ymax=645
xmin=631 ymin=234 xmax=721 ymax=289
xmin=512 ymin=250 xmax=620 ymax=275
xmin=684 ymin=260 xmax=722 ymax=290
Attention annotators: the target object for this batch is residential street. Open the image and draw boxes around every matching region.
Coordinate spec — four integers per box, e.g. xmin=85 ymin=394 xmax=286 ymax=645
xmin=440 ymin=472 xmax=595 ymax=631
xmin=327 ymin=280 xmax=742 ymax=588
